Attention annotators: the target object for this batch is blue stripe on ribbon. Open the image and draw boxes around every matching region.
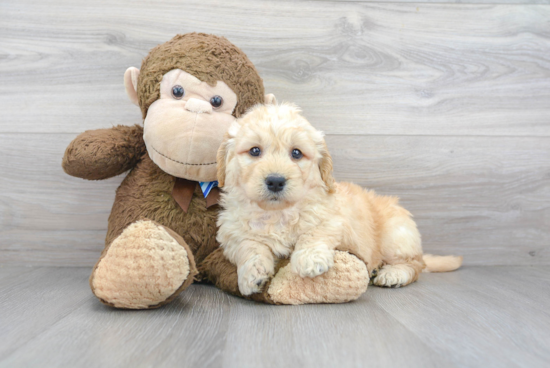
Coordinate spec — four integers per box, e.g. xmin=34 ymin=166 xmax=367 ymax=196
xmin=199 ymin=181 xmax=218 ymax=198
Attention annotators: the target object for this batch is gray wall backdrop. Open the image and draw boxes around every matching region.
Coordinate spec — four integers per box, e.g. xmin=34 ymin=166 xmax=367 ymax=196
xmin=1 ymin=0 xmax=549 ymax=266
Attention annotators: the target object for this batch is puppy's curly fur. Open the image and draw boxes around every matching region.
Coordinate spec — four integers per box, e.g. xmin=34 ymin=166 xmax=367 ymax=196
xmin=216 ymin=103 xmax=462 ymax=296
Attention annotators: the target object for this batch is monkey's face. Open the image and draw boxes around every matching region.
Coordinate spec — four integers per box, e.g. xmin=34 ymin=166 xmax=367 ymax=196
xmin=143 ymin=69 xmax=238 ymax=181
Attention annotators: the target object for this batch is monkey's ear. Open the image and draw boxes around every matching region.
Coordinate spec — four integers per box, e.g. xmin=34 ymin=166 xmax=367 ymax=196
xmin=265 ymin=93 xmax=277 ymax=105
xmin=319 ymin=141 xmax=336 ymax=193
xmin=217 ymin=133 xmax=232 ymax=188
xmin=124 ymin=67 xmax=140 ymax=106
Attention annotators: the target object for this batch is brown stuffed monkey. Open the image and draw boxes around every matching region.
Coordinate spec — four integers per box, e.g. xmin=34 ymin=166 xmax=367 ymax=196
xmin=62 ymin=33 xmax=369 ymax=309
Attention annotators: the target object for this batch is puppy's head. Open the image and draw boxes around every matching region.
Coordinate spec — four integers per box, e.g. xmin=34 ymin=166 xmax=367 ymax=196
xmin=217 ymin=103 xmax=335 ymax=210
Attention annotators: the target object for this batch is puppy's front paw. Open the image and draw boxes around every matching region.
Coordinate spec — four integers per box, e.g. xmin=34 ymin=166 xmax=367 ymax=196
xmin=237 ymin=255 xmax=274 ymax=296
xmin=291 ymin=247 xmax=334 ymax=278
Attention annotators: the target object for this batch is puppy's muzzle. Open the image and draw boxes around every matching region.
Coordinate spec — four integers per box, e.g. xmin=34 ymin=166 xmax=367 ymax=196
xmin=265 ymin=175 xmax=286 ymax=193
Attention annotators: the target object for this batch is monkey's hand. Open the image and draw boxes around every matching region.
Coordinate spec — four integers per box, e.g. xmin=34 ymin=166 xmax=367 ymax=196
xmin=62 ymin=124 xmax=146 ymax=180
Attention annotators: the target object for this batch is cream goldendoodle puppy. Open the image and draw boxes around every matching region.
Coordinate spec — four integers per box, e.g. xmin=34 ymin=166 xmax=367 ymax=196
xmin=216 ymin=103 xmax=462 ymax=296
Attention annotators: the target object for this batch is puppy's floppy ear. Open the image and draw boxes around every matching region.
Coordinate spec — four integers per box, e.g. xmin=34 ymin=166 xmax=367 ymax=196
xmin=216 ymin=133 xmax=230 ymax=188
xmin=319 ymin=141 xmax=336 ymax=193
xmin=217 ymin=120 xmax=242 ymax=187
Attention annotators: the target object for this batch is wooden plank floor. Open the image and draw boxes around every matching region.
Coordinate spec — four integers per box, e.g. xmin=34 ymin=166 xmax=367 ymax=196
xmin=0 ymin=266 xmax=549 ymax=368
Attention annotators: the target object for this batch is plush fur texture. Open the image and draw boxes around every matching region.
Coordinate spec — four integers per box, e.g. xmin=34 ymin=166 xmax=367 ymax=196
xmin=92 ymin=220 xmax=196 ymax=309
xmin=199 ymin=248 xmax=370 ymax=305
xmin=137 ymin=33 xmax=264 ymax=119
xmin=267 ymin=251 xmax=369 ymax=305
xmin=216 ymin=103 xmax=462 ymax=295
xmin=62 ymin=34 xmax=268 ymax=309
xmin=63 ymin=34 xmax=376 ymax=309
xmin=62 ymin=125 xmax=146 ymax=180
xmin=104 ymin=147 xmax=220 ymax=264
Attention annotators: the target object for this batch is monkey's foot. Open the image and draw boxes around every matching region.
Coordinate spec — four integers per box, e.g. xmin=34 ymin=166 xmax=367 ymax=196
xmin=267 ymin=251 xmax=369 ymax=305
xmin=90 ymin=220 xmax=197 ymax=309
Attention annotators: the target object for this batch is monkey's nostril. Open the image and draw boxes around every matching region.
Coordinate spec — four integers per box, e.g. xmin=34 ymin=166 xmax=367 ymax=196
xmin=265 ymin=175 xmax=286 ymax=193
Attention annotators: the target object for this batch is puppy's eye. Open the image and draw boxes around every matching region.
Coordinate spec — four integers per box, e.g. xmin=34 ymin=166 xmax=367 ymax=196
xmin=291 ymin=149 xmax=303 ymax=160
xmin=210 ymin=95 xmax=223 ymax=108
xmin=172 ymin=85 xmax=184 ymax=99
xmin=249 ymin=147 xmax=261 ymax=157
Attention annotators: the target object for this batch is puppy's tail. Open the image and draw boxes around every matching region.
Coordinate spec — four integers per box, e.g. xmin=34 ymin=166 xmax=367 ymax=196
xmin=422 ymin=254 xmax=463 ymax=273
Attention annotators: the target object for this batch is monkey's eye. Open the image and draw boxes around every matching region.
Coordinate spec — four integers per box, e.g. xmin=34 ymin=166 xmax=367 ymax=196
xmin=210 ymin=95 xmax=223 ymax=108
xmin=291 ymin=149 xmax=303 ymax=160
xmin=172 ymin=85 xmax=184 ymax=99
xmin=249 ymin=147 xmax=261 ymax=157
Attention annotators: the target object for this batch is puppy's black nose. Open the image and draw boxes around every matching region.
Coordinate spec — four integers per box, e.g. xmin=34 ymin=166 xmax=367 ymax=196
xmin=265 ymin=175 xmax=286 ymax=193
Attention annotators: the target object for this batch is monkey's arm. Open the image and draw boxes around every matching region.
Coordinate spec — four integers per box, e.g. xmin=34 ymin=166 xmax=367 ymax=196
xmin=62 ymin=124 xmax=146 ymax=180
